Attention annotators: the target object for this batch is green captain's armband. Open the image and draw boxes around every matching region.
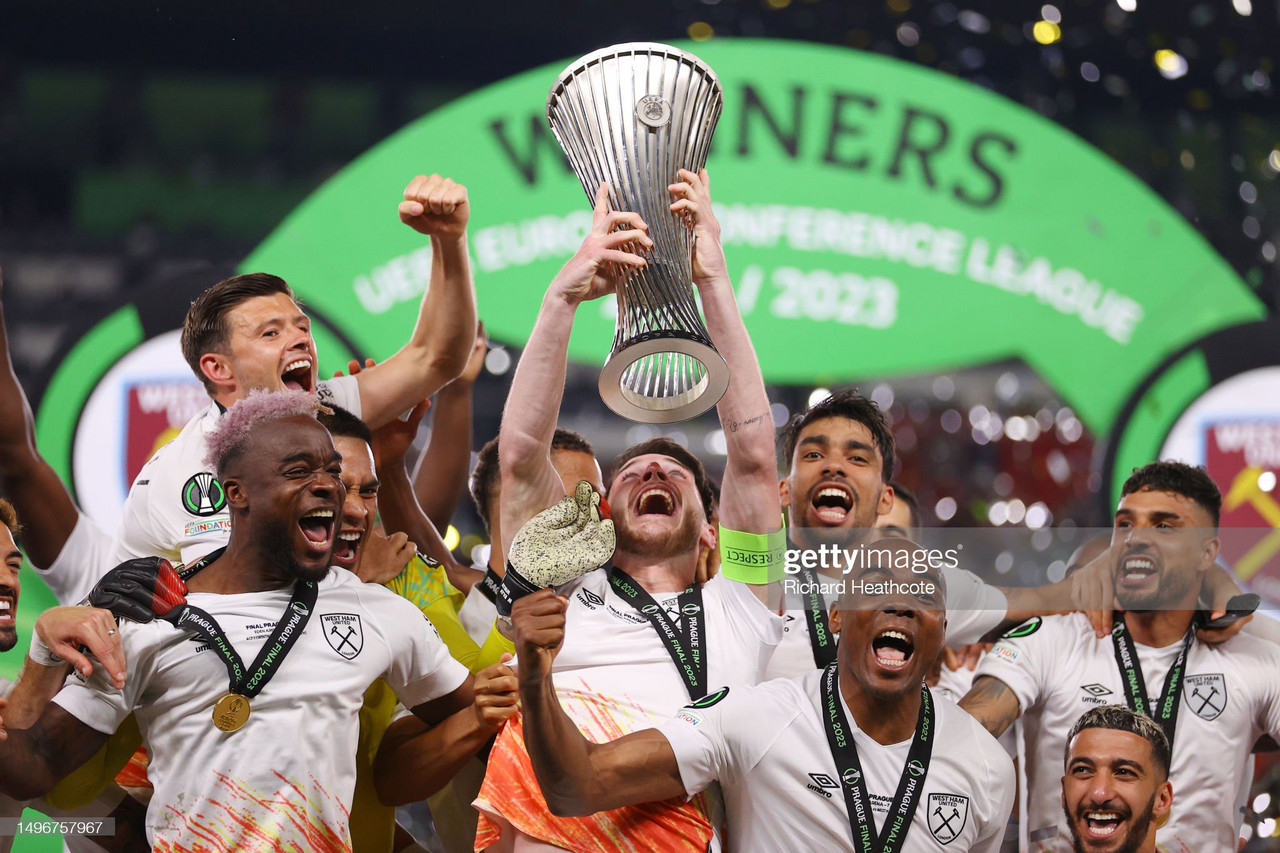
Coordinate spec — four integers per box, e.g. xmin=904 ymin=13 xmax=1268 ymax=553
xmin=719 ymin=523 xmax=786 ymax=584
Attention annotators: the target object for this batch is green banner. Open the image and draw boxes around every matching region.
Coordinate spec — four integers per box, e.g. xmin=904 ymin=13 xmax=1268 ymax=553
xmin=242 ymin=38 xmax=1262 ymax=435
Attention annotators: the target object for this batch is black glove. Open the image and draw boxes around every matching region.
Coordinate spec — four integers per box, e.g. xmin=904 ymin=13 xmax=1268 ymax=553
xmin=85 ymin=557 xmax=188 ymax=624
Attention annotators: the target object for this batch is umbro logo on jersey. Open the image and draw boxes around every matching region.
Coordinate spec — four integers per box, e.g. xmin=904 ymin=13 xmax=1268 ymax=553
xmin=806 ymin=773 xmax=839 ymax=799
xmin=321 ymin=613 xmax=363 ymax=660
xmin=577 ymin=589 xmax=605 ymax=609
xmin=182 ymin=472 xmax=227 ymax=517
xmin=1184 ymin=673 xmax=1227 ymax=721
xmin=927 ymin=793 xmax=970 ymax=844
xmin=1081 ymin=684 xmax=1113 ymax=697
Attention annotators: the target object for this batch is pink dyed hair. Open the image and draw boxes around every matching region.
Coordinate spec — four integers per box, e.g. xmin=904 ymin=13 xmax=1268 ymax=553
xmin=205 ymin=389 xmax=328 ymax=475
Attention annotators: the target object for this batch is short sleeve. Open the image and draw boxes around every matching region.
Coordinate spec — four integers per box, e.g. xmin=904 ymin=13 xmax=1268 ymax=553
xmin=317 ymin=375 xmax=363 ymax=419
xmin=973 ymin=731 xmax=1017 ymax=852
xmin=36 ymin=512 xmax=116 ymax=604
xmin=971 ymin=616 xmax=1060 ymax=713
xmin=52 ymin=623 xmax=153 ymax=735
xmin=656 ymin=684 xmax=791 ymax=798
xmin=940 ymin=565 xmax=1009 ymax=645
xmin=705 ymin=574 xmax=785 ymax=648
xmin=1257 ymin=642 xmax=1280 ymax=742
xmin=377 ymin=592 xmax=469 ymax=709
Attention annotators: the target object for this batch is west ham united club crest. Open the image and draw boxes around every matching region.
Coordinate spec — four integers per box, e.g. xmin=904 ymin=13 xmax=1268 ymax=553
xmin=927 ymin=793 xmax=969 ymax=845
xmin=1184 ymin=673 xmax=1227 ymax=721
xmin=322 ymin=614 xmax=363 ymax=660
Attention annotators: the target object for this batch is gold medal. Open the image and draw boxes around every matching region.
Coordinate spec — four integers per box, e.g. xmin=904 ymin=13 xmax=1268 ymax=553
xmin=212 ymin=693 xmax=251 ymax=732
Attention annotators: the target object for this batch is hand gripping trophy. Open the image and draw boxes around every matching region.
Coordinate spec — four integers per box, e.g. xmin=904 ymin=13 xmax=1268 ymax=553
xmin=547 ymin=43 xmax=730 ymax=424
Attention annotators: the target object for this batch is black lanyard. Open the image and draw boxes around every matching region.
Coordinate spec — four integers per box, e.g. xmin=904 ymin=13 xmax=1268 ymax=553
xmin=795 ymin=563 xmax=837 ymax=669
xmin=608 ymin=568 xmax=706 ymax=700
xmin=819 ymin=664 xmax=935 ymax=853
xmin=477 ymin=567 xmax=502 ymax=603
xmin=1110 ymin=618 xmax=1194 ymax=749
xmin=167 ymin=549 xmax=318 ymax=700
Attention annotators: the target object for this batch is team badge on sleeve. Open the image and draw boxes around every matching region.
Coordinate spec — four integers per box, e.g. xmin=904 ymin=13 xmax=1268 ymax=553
xmin=926 ymin=793 xmax=969 ymax=844
xmin=322 ymin=613 xmax=364 ymax=660
xmin=182 ymin=472 xmax=227 ymax=517
xmin=685 ymin=687 xmax=729 ymax=709
xmin=1184 ymin=673 xmax=1227 ymax=721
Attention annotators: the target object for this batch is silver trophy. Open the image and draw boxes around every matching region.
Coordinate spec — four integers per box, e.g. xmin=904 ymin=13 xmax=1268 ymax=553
xmin=547 ymin=43 xmax=730 ymax=424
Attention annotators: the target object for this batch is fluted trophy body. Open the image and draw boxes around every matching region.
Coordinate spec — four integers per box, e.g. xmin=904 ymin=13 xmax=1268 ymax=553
xmin=547 ymin=43 xmax=730 ymax=424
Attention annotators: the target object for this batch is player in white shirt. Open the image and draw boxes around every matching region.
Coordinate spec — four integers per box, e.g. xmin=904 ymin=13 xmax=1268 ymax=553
xmin=473 ymin=172 xmax=785 ymax=851
xmin=1060 ymin=706 xmax=1173 ymax=853
xmin=0 ymin=393 xmax=514 ymax=853
xmin=114 ymin=174 xmax=476 ymax=570
xmin=512 ymin=538 xmax=1015 ymax=852
xmin=961 ymin=461 xmax=1280 ymax=852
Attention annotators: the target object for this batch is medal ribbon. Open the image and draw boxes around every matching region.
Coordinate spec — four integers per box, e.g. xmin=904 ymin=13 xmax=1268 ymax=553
xmin=608 ymin=568 xmax=706 ymax=700
xmin=1109 ymin=617 xmax=1195 ymax=749
xmin=796 ymin=562 xmax=837 ymax=668
xmin=819 ymin=663 xmax=935 ymax=853
xmin=167 ymin=549 xmax=318 ymax=700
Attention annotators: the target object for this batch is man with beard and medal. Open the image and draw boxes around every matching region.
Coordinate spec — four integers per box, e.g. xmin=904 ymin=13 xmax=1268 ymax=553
xmin=471 ymin=171 xmax=785 ymax=852
xmin=960 ymin=461 xmax=1280 ymax=852
xmin=1060 ymin=706 xmax=1173 ymax=853
xmin=512 ymin=536 xmax=1015 ymax=851
xmin=0 ymin=391 xmax=515 ymax=852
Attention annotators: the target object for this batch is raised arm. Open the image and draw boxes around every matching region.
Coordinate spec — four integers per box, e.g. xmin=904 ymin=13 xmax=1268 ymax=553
xmin=958 ymin=675 xmax=1023 ymax=739
xmin=0 ymin=269 xmax=79 ymax=570
xmin=670 ymin=169 xmax=779 ymax=535
xmin=355 ymin=174 xmax=477 ymax=428
xmin=497 ymin=184 xmax=649 ymax=558
xmin=412 ymin=322 xmax=488 ymax=529
xmin=515 ymin=589 xmax=685 ymax=816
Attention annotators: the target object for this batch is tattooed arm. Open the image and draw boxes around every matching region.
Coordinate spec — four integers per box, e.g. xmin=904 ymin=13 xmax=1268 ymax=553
xmin=959 ymin=675 xmax=1023 ymax=739
xmin=0 ymin=702 xmax=111 ymax=800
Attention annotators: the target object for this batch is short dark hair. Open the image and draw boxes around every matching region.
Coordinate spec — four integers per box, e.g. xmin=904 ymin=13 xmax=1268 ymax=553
xmin=888 ymin=481 xmax=921 ymax=531
xmin=470 ymin=428 xmax=597 ymax=533
xmin=1066 ymin=705 xmax=1171 ymax=780
xmin=610 ymin=437 xmax=716 ymax=521
xmin=318 ymin=406 xmax=373 ymax=448
xmin=0 ymin=497 xmax=21 ymax=536
xmin=1120 ymin=461 xmax=1221 ymax=528
xmin=778 ymin=389 xmax=895 ymax=485
xmin=181 ymin=273 xmax=297 ymax=394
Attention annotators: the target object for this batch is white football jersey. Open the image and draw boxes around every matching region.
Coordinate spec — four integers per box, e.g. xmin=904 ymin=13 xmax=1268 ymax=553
xmin=765 ymin=564 xmax=1009 ymax=680
xmin=53 ymin=569 xmax=466 ymax=852
xmin=474 ymin=570 xmax=783 ymax=847
xmin=111 ymin=376 xmax=361 ymax=567
xmin=660 ymin=670 xmax=1015 ymax=852
xmin=974 ymin=612 xmax=1280 ymax=852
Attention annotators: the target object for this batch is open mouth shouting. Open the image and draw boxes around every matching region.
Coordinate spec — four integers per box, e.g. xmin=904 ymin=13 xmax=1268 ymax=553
xmin=330 ymin=527 xmax=364 ymax=570
xmin=0 ymin=585 xmax=16 ymax=632
xmin=298 ymin=507 xmax=336 ymax=560
xmin=809 ymin=481 xmax=854 ymax=525
xmin=634 ymin=484 xmax=678 ymax=518
xmin=872 ymin=628 xmax=915 ymax=671
xmin=282 ymin=358 xmax=315 ymax=393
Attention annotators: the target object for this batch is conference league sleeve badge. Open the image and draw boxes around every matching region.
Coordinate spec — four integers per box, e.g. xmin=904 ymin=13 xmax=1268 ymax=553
xmin=182 ymin=472 xmax=227 ymax=517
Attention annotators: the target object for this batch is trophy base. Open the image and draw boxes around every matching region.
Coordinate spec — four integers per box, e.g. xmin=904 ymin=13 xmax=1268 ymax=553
xmin=599 ymin=335 xmax=730 ymax=424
